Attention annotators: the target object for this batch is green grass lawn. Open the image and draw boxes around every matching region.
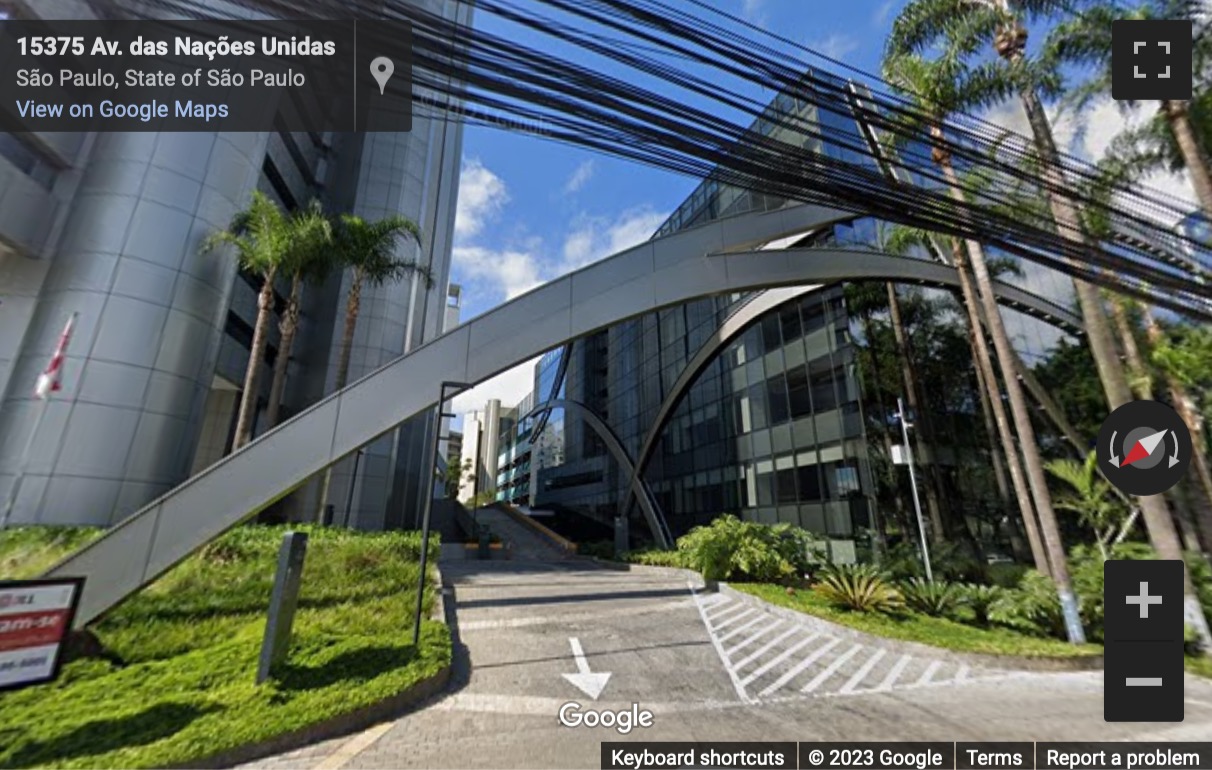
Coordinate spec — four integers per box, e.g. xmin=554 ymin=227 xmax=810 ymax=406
xmin=731 ymin=582 xmax=1104 ymax=658
xmin=0 ymin=525 xmax=451 ymax=770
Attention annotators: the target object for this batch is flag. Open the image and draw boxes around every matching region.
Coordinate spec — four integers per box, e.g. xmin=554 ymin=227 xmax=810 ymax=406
xmin=34 ymin=313 xmax=76 ymax=400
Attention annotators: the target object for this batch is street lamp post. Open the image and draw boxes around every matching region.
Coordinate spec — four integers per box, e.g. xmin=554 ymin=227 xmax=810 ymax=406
xmin=896 ymin=397 xmax=934 ymax=583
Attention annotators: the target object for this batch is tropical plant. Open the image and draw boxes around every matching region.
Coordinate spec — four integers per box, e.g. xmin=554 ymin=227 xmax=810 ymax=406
xmin=1043 ymin=0 xmax=1212 ymax=219
xmin=470 ymin=488 xmax=498 ymax=509
xmin=315 ymin=213 xmax=429 ymax=519
xmin=202 ymin=191 xmax=299 ymax=449
xmin=265 ymin=200 xmax=335 ymax=429
xmin=960 ymin=583 xmax=1005 ymax=627
xmin=989 ymin=569 xmax=1067 ymax=639
xmin=815 ymin=564 xmax=904 ymax=613
xmin=444 ymin=457 xmax=474 ymax=499
xmin=676 ymin=514 xmax=821 ymax=583
xmin=888 ymin=0 xmax=1209 ymax=650
xmin=1045 ymin=450 xmax=1130 ymax=559
xmin=880 ymin=50 xmax=1058 ymax=578
xmin=900 ymin=577 xmax=962 ymax=617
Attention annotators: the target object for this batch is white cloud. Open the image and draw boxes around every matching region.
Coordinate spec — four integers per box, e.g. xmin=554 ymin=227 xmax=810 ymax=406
xmin=873 ymin=0 xmax=897 ymax=27
xmin=809 ymin=33 xmax=860 ymax=62
xmin=740 ymin=0 xmax=767 ymax=25
xmin=1079 ymin=97 xmax=1194 ymax=211
xmin=454 ymin=158 xmax=508 ymax=243
xmin=561 ymin=207 xmax=668 ymax=271
xmin=564 ymin=160 xmax=595 ymax=194
xmin=452 ymin=245 xmax=544 ymax=300
xmin=452 ymin=357 xmax=542 ymax=422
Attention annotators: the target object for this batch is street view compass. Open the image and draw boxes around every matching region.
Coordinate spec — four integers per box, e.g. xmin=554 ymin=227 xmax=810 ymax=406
xmin=1096 ymin=400 xmax=1192 ymax=496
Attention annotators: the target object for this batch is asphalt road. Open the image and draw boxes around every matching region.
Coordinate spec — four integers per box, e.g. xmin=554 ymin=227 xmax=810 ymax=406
xmin=243 ymin=559 xmax=1212 ymax=770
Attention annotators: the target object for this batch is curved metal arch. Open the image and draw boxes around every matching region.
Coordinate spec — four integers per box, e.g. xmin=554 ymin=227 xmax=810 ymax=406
xmin=49 ymin=202 xmax=1088 ymax=627
xmin=520 ymin=399 xmax=672 ymax=549
xmin=618 ymin=270 xmax=1083 ymax=524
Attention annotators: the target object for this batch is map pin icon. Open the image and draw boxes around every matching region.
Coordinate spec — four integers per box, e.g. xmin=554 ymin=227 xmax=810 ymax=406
xmin=370 ymin=57 xmax=394 ymax=95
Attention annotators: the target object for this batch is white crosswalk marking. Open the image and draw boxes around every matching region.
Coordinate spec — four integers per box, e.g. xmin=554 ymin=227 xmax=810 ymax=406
xmin=839 ymin=648 xmax=887 ymax=694
xmin=874 ymin=653 xmax=913 ymax=691
xmin=692 ymin=588 xmax=1052 ymax=705
xmin=740 ymin=633 xmax=821 ymax=686
xmin=724 ymin=620 xmax=784 ymax=656
xmin=757 ymin=637 xmax=841 ymax=697
xmin=801 ymin=643 xmax=863 ymax=693
xmin=917 ymin=660 xmax=943 ymax=686
xmin=718 ymin=613 xmax=770 ymax=643
xmin=715 ymin=607 xmax=759 ymax=630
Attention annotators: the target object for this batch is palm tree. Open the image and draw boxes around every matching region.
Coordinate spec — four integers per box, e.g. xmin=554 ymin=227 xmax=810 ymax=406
xmin=881 ymin=52 xmax=1056 ymax=580
xmin=1046 ymin=451 xmax=1131 ymax=560
xmin=265 ymin=200 xmax=334 ymax=429
xmin=315 ymin=213 xmax=430 ymax=520
xmin=202 ymin=191 xmax=295 ymax=450
xmin=1044 ymin=0 xmax=1212 ymax=219
xmin=889 ymin=0 xmax=1209 ymax=650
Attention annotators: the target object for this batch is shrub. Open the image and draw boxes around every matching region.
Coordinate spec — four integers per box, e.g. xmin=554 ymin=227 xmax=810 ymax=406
xmin=624 ymin=548 xmax=687 ymax=568
xmin=986 ymin=562 xmax=1028 ymax=589
xmin=675 ymin=514 xmax=820 ymax=583
xmin=815 ymin=564 xmax=904 ymax=613
xmin=900 ymin=577 xmax=961 ymax=617
xmin=989 ymin=570 xmax=1066 ymax=639
xmin=882 ymin=541 xmax=983 ymax=584
xmin=960 ymin=583 xmax=1004 ymax=627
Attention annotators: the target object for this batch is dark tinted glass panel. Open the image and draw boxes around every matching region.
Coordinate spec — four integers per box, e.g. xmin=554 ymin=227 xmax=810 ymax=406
xmin=761 ymin=314 xmax=781 ymax=352
xmin=776 ymin=468 xmax=798 ymax=504
xmin=779 ymin=304 xmax=802 ymax=344
xmin=787 ymin=365 xmax=812 ymax=418
xmin=767 ymin=375 xmax=790 ymax=425
xmin=797 ymin=465 xmax=823 ymax=502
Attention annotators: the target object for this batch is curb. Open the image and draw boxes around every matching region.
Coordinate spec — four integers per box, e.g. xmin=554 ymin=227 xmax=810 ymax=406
xmin=184 ymin=567 xmax=455 ymax=769
xmin=718 ymin=583 xmax=1104 ymax=673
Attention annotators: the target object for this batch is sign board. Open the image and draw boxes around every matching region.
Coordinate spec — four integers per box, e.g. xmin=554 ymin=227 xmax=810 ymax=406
xmin=0 ymin=577 xmax=84 ymax=692
xmin=891 ymin=444 xmax=908 ymax=465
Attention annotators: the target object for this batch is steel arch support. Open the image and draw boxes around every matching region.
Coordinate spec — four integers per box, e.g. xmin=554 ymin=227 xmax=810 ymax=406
xmin=45 ymin=202 xmax=1081 ymax=628
xmin=521 ymin=399 xmax=671 ymax=549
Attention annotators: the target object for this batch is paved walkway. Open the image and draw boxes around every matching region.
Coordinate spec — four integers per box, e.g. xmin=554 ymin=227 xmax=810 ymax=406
xmin=473 ymin=507 xmax=571 ymax=562
xmin=241 ymin=561 xmax=1212 ymax=770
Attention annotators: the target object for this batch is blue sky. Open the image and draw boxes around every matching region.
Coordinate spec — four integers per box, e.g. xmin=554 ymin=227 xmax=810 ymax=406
xmin=449 ymin=1 xmax=909 ymax=416
xmin=446 ymin=0 xmax=1196 ymax=419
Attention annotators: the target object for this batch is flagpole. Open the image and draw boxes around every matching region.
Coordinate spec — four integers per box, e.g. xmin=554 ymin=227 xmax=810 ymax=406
xmin=0 ymin=397 xmax=51 ymax=532
xmin=0 ymin=311 xmax=77 ymax=532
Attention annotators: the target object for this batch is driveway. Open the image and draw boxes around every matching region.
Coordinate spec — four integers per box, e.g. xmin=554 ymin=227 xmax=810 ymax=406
xmin=241 ymin=560 xmax=1212 ymax=770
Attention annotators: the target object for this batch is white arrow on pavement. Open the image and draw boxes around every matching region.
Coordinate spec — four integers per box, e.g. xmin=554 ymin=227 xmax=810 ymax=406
xmin=562 ymin=637 xmax=611 ymax=700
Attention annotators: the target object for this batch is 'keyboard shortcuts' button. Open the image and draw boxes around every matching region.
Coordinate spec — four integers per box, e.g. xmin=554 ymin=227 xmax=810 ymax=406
xmin=1104 ymin=559 xmax=1183 ymax=642
xmin=1104 ymin=639 xmax=1184 ymax=722
xmin=1112 ymin=19 xmax=1193 ymax=101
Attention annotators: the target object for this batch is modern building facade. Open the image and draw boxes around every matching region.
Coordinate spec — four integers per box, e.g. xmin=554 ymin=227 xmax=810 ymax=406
xmin=517 ymin=72 xmax=1078 ymax=556
xmin=0 ymin=0 xmax=470 ymax=529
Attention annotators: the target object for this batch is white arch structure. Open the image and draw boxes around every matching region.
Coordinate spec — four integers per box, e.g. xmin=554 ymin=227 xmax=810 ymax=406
xmin=45 ymin=203 xmax=1081 ymax=627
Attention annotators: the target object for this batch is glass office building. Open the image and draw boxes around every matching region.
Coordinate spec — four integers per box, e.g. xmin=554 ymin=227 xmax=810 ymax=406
xmin=532 ymin=75 xmax=882 ymax=553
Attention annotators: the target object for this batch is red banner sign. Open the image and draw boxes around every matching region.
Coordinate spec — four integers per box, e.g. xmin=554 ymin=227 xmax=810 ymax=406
xmin=0 ymin=578 xmax=84 ymax=692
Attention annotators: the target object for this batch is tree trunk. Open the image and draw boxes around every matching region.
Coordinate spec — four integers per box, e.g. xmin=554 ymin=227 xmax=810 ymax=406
xmin=316 ymin=270 xmax=365 ymax=522
xmin=1143 ymin=306 xmax=1212 ymax=551
xmin=1014 ymin=77 xmax=1210 ymax=650
xmin=1110 ymin=298 xmax=1150 ymax=399
xmin=886 ymin=282 xmax=947 ymax=544
xmin=957 ymin=244 xmax=1044 ymax=571
xmin=233 ymin=268 xmax=276 ymax=450
xmin=861 ymin=311 xmax=913 ymax=543
xmin=944 ymin=222 xmax=1049 ymax=574
xmin=1164 ymin=100 xmax=1212 ymax=223
xmin=266 ymin=273 xmax=303 ymax=429
xmin=336 ymin=271 xmax=363 ymax=390
xmin=938 ymin=154 xmax=1079 ymax=638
